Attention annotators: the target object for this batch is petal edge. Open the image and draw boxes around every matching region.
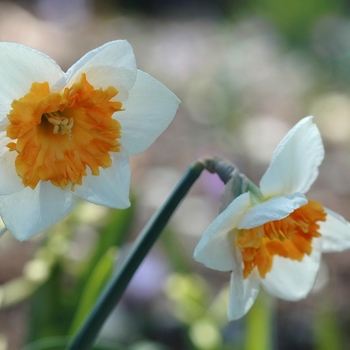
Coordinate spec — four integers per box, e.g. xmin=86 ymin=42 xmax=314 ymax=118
xmin=260 ymin=117 xmax=324 ymax=196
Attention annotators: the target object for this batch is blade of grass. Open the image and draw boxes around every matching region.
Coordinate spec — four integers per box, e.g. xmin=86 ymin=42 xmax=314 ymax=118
xmin=69 ymin=248 xmax=117 ymax=336
xmin=245 ymin=292 xmax=274 ymax=350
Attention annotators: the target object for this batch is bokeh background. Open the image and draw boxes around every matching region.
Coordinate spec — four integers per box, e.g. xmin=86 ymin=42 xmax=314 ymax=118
xmin=0 ymin=0 xmax=350 ymax=349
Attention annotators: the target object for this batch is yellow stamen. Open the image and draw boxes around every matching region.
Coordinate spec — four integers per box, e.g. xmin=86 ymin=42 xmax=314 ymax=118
xmin=6 ymin=73 xmax=123 ymax=190
xmin=44 ymin=112 xmax=74 ymax=139
xmin=235 ymin=200 xmax=326 ymax=279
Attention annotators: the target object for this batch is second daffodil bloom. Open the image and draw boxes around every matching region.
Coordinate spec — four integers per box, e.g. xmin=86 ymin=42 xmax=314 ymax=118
xmin=194 ymin=116 xmax=350 ymax=320
xmin=0 ymin=40 xmax=179 ymax=240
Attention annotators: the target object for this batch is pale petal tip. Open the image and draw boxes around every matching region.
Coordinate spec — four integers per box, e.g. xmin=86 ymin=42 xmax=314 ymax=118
xmin=320 ymin=208 xmax=350 ymax=253
xmin=259 ymin=113 xmax=324 ymax=196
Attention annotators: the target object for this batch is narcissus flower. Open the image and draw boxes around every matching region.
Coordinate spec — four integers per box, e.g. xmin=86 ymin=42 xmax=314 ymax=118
xmin=194 ymin=117 xmax=350 ymax=320
xmin=0 ymin=40 xmax=179 ymax=240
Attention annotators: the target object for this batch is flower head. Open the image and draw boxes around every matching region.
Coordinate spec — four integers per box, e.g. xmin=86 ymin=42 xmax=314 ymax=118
xmin=194 ymin=117 xmax=350 ymax=320
xmin=0 ymin=41 xmax=179 ymax=240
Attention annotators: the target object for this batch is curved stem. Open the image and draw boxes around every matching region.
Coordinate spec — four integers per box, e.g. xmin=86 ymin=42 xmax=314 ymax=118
xmin=201 ymin=156 xmax=262 ymax=196
xmin=66 ymin=156 xmax=253 ymax=350
xmin=67 ymin=161 xmax=206 ymax=350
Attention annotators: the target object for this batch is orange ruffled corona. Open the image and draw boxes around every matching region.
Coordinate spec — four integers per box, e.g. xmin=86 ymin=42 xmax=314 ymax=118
xmin=236 ymin=200 xmax=327 ymax=279
xmin=6 ymin=73 xmax=122 ymax=190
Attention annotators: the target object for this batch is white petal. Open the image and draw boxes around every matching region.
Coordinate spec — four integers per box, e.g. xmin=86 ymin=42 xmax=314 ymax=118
xmin=260 ymin=116 xmax=324 ymax=197
xmin=0 ymin=150 xmax=24 ymax=195
xmin=0 ymin=182 xmax=76 ymax=241
xmin=260 ymin=237 xmax=322 ymax=300
xmin=320 ymin=208 xmax=350 ymax=252
xmin=238 ymin=193 xmax=307 ymax=230
xmin=228 ymin=268 xmax=260 ymax=321
xmin=194 ymin=193 xmax=251 ymax=271
xmin=72 ymin=151 xmax=131 ymax=209
xmin=0 ymin=130 xmax=10 ymax=157
xmin=0 ymin=42 xmax=63 ymax=125
xmin=0 ymin=130 xmax=23 ymax=195
xmin=117 ymin=70 xmax=180 ymax=155
xmin=65 ymin=40 xmax=137 ymax=100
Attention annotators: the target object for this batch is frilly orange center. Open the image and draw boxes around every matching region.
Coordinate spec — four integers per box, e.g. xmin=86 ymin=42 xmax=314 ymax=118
xmin=6 ymin=73 xmax=122 ymax=190
xmin=236 ymin=200 xmax=326 ymax=279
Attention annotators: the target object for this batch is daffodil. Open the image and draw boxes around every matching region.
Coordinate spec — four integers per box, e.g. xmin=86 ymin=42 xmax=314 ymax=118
xmin=194 ymin=116 xmax=350 ymax=320
xmin=0 ymin=40 xmax=179 ymax=240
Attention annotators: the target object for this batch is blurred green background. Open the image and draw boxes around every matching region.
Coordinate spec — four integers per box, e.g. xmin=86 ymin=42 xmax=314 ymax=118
xmin=0 ymin=0 xmax=350 ymax=349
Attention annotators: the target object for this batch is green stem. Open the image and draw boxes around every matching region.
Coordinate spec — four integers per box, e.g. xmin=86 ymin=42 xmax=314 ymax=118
xmin=67 ymin=161 xmax=206 ymax=350
xmin=67 ymin=156 xmax=251 ymax=350
xmin=245 ymin=291 xmax=274 ymax=350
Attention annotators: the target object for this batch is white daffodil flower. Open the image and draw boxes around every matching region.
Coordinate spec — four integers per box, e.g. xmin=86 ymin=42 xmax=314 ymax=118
xmin=0 ymin=40 xmax=179 ymax=240
xmin=194 ymin=116 xmax=350 ymax=321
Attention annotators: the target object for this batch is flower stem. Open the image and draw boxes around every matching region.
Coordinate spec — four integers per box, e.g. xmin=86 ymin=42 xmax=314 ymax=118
xmin=67 ymin=160 xmax=207 ymax=350
xmin=66 ymin=156 xmax=252 ymax=350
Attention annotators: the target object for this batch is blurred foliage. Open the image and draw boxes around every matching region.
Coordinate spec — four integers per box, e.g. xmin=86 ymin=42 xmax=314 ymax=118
xmin=94 ymin=0 xmax=236 ymax=18
xmin=244 ymin=292 xmax=273 ymax=350
xmin=314 ymin=292 xmax=344 ymax=350
xmin=248 ymin=0 xmax=345 ymax=43
xmin=69 ymin=247 xmax=116 ymax=336
xmin=18 ymin=202 xmax=245 ymax=350
xmin=93 ymin=0 xmax=350 ymax=44
xmin=0 ymin=0 xmax=350 ymax=349
xmin=164 ymin=273 xmax=240 ymax=350
xmin=25 ymin=200 xmax=137 ymax=348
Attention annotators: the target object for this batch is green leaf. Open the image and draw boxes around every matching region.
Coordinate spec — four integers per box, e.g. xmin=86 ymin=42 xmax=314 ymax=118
xmin=314 ymin=298 xmax=344 ymax=350
xmin=245 ymin=291 xmax=273 ymax=350
xmin=24 ymin=336 xmax=126 ymax=350
xmin=69 ymin=247 xmax=117 ymax=336
xmin=79 ymin=199 xmax=136 ymax=286
xmin=27 ymin=263 xmax=71 ymax=341
xmin=160 ymin=228 xmax=192 ymax=273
